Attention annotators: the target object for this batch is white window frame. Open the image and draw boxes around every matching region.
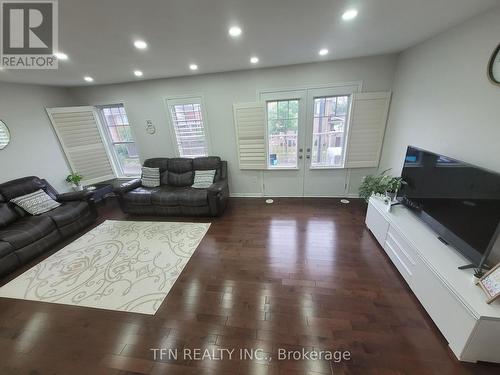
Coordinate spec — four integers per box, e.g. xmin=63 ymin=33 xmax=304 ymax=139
xmin=165 ymin=94 xmax=211 ymax=158
xmin=96 ymin=103 xmax=141 ymax=178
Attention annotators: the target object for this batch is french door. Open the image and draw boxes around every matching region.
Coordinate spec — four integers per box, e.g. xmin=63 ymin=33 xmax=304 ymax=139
xmin=260 ymin=84 xmax=360 ymax=197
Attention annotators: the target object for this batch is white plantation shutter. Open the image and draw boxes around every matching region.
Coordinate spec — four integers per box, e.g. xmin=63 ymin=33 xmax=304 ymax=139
xmin=46 ymin=106 xmax=116 ymax=184
xmin=345 ymin=92 xmax=391 ymax=168
xmin=233 ymin=102 xmax=267 ymax=170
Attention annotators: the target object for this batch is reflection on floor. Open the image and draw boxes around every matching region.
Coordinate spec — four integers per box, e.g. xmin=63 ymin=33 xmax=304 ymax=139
xmin=0 ymin=197 xmax=498 ymax=374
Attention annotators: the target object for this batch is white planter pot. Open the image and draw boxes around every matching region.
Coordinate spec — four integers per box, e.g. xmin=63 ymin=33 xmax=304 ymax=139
xmin=385 ymin=191 xmax=397 ymax=202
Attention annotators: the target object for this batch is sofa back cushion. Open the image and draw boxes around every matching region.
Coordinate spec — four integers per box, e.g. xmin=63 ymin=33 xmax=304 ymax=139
xmin=0 ymin=203 xmax=19 ymax=228
xmin=167 ymin=158 xmax=194 ymax=187
xmin=0 ymin=176 xmax=47 ymax=201
xmin=144 ymin=158 xmax=169 ymax=173
xmin=193 ymin=157 xmax=222 ymax=181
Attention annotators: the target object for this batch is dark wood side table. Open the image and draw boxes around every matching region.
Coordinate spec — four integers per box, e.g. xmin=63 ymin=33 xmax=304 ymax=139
xmin=85 ymin=183 xmax=114 ymax=203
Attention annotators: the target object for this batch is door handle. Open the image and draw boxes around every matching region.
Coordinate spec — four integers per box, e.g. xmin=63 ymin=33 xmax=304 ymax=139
xmin=299 ymin=155 xmax=303 ymax=159
xmin=299 ymin=148 xmax=303 ymax=153
xmin=306 ymin=155 xmax=310 ymax=159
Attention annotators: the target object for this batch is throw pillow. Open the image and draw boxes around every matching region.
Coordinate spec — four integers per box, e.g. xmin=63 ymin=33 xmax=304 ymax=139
xmin=141 ymin=167 xmax=160 ymax=187
xmin=192 ymin=170 xmax=216 ymax=189
xmin=10 ymin=189 xmax=61 ymax=215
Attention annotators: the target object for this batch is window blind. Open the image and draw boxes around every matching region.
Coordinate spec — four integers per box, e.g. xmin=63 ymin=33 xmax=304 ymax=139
xmin=233 ymin=102 xmax=267 ymax=170
xmin=166 ymin=97 xmax=208 ymax=158
xmin=46 ymin=106 xmax=116 ymax=184
xmin=344 ymin=92 xmax=392 ymax=168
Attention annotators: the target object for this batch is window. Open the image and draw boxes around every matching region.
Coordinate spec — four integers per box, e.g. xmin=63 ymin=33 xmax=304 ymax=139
xmin=311 ymin=95 xmax=350 ymax=168
xmin=267 ymin=99 xmax=299 ymax=168
xmin=98 ymin=104 xmax=141 ymax=176
xmin=167 ymin=97 xmax=208 ymax=157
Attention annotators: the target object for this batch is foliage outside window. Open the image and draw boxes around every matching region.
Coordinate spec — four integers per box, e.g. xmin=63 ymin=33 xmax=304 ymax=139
xmin=267 ymin=99 xmax=299 ymax=168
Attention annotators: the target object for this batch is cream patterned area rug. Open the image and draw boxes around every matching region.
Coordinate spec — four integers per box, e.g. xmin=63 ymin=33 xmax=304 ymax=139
xmin=0 ymin=220 xmax=210 ymax=315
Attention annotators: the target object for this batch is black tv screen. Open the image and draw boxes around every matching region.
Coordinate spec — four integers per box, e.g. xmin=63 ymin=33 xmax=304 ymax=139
xmin=399 ymin=146 xmax=500 ymax=267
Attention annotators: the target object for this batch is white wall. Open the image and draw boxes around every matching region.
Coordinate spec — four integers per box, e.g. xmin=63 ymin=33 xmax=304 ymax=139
xmin=380 ymin=6 xmax=500 ymax=175
xmin=69 ymin=54 xmax=398 ymax=196
xmin=379 ymin=6 xmax=500 ymax=264
xmin=0 ymin=82 xmax=73 ymax=192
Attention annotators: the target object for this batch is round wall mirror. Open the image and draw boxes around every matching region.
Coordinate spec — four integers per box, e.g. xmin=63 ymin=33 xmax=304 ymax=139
xmin=0 ymin=120 xmax=11 ymax=149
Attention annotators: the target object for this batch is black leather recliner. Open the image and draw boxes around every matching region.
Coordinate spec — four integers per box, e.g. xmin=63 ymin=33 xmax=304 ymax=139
xmin=115 ymin=157 xmax=229 ymax=217
xmin=0 ymin=176 xmax=97 ymax=278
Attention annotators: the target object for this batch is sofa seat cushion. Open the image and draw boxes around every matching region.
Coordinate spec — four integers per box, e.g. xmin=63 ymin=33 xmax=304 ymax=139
xmin=0 ymin=216 xmax=55 ymax=249
xmin=123 ymin=187 xmax=160 ymax=206
xmin=151 ymin=186 xmax=208 ymax=207
xmin=0 ymin=240 xmax=14 ymax=258
xmin=41 ymin=201 xmax=89 ymax=228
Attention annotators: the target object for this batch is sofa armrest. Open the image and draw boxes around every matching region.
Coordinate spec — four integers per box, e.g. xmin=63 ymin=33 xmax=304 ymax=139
xmin=207 ymin=179 xmax=229 ymax=216
xmin=207 ymin=179 xmax=228 ymax=195
xmin=115 ymin=179 xmax=142 ymax=195
xmin=57 ymin=190 xmax=94 ymax=203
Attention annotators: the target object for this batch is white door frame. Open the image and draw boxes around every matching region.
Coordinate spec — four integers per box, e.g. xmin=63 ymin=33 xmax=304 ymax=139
xmin=257 ymin=82 xmax=362 ymax=197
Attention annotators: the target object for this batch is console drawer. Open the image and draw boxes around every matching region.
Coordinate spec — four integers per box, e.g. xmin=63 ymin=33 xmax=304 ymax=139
xmin=366 ymin=201 xmax=389 ymax=245
xmin=411 ymin=253 xmax=476 ymax=356
xmin=383 ymin=225 xmax=476 ymax=355
xmin=384 ymin=226 xmax=417 ymax=286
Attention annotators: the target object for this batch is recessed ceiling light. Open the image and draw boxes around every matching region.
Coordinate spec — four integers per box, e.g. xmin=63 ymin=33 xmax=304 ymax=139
xmin=189 ymin=64 xmax=198 ymax=71
xmin=342 ymin=8 xmax=358 ymax=21
xmin=133 ymin=70 xmax=143 ymax=77
xmin=228 ymin=26 xmax=242 ymax=37
xmin=54 ymin=52 xmax=68 ymax=60
xmin=318 ymin=48 xmax=329 ymax=56
xmin=250 ymin=56 xmax=259 ymax=64
xmin=133 ymin=40 xmax=148 ymax=49
xmin=83 ymin=76 xmax=94 ymax=82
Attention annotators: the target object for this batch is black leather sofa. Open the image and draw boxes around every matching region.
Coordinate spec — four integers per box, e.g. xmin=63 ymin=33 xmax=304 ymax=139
xmin=0 ymin=176 xmax=97 ymax=278
xmin=115 ymin=157 xmax=229 ymax=217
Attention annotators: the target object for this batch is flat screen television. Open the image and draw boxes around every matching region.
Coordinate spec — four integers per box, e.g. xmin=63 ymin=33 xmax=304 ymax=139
xmin=399 ymin=146 xmax=500 ymax=269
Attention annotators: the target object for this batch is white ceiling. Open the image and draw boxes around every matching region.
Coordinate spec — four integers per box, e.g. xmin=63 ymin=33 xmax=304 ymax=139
xmin=1 ymin=0 xmax=499 ymax=87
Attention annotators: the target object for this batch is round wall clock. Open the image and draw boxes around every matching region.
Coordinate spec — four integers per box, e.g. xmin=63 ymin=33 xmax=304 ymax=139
xmin=488 ymin=43 xmax=500 ymax=85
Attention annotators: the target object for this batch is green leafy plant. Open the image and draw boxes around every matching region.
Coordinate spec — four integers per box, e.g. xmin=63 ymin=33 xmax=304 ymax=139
xmin=66 ymin=173 xmax=83 ymax=186
xmin=384 ymin=175 xmax=405 ymax=193
xmin=359 ymin=169 xmax=406 ymax=202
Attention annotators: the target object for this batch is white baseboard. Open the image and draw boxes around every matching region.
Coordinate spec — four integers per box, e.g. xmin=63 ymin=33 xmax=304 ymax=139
xmin=230 ymin=193 xmax=264 ymax=198
xmin=229 ymin=193 xmax=360 ymax=198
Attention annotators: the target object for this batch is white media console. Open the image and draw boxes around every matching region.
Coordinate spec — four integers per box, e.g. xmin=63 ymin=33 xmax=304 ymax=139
xmin=365 ymin=196 xmax=500 ymax=363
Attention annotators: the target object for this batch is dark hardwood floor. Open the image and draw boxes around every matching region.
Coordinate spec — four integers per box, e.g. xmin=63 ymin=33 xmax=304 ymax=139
xmin=0 ymin=198 xmax=498 ymax=374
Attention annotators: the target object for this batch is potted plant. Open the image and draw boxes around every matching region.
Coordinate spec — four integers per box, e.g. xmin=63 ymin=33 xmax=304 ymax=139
xmin=359 ymin=169 xmax=406 ymax=203
xmin=66 ymin=173 xmax=83 ymax=191
xmin=383 ymin=176 xmax=405 ymax=202
xmin=359 ymin=169 xmax=391 ymax=202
